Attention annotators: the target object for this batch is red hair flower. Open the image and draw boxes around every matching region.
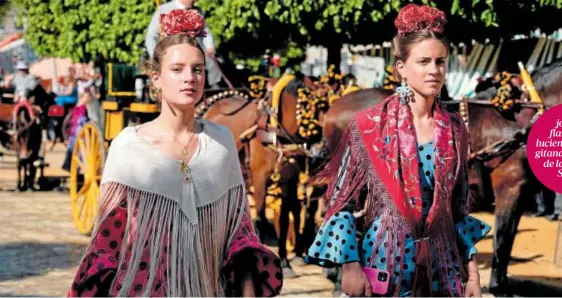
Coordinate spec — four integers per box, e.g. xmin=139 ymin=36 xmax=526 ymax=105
xmin=160 ymin=9 xmax=207 ymax=38
xmin=394 ymin=4 xmax=447 ymax=35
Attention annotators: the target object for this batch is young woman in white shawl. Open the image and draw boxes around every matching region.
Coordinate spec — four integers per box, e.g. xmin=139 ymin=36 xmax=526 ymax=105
xmin=68 ymin=9 xmax=283 ymax=297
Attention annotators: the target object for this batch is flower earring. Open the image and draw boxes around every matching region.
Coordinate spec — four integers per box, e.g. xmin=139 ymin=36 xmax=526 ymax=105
xmin=396 ymin=78 xmax=413 ymax=105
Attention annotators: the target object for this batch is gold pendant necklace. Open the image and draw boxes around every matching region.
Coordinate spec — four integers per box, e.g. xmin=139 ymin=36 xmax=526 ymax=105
xmin=180 ymin=160 xmax=190 ymax=183
xmin=181 ymin=146 xmax=189 ymax=156
xmin=177 ymin=128 xmax=197 ymax=183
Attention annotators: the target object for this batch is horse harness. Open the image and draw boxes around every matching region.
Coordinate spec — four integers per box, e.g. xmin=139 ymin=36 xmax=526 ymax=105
xmin=445 ymin=98 xmax=546 ymax=168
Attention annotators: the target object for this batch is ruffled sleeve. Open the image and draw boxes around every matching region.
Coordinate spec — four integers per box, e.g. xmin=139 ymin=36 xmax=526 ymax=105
xmin=306 ymin=136 xmax=366 ymax=267
xmin=222 ymin=201 xmax=283 ymax=297
xmin=68 ymin=195 xmax=127 ymax=297
xmin=455 ymin=215 xmax=491 ymax=260
xmin=452 ymin=162 xmax=491 ymax=261
xmin=305 ymin=211 xmax=360 ymax=267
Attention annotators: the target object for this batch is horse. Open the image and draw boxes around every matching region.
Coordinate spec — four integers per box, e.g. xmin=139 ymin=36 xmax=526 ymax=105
xmin=320 ymin=88 xmax=393 ymax=153
xmin=10 ymin=102 xmax=44 ymax=191
xmin=201 ymin=73 xmax=323 ymax=277
xmin=460 ymin=61 xmax=562 ymax=296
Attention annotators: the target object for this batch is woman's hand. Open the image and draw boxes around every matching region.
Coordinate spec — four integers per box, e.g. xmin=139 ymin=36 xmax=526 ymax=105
xmin=241 ymin=273 xmax=255 ymax=297
xmin=341 ymin=262 xmax=372 ymax=297
xmin=465 ymin=258 xmax=482 ymax=297
xmin=465 ymin=279 xmax=481 ymax=297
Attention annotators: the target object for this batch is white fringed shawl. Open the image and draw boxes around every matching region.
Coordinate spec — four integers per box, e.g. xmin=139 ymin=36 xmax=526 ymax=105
xmin=91 ymin=120 xmax=246 ymax=297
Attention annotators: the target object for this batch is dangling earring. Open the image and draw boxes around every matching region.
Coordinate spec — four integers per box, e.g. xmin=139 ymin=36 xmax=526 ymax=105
xmin=396 ymin=78 xmax=413 ymax=105
xmin=157 ymin=88 xmax=162 ymax=101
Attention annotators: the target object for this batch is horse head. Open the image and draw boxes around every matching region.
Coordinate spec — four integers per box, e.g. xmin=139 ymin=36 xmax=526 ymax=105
xmin=10 ymin=103 xmax=42 ymax=161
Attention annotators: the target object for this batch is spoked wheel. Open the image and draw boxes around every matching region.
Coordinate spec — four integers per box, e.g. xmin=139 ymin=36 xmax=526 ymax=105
xmin=70 ymin=122 xmax=105 ymax=235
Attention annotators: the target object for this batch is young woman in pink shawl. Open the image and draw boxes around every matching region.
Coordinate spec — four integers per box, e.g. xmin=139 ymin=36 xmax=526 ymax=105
xmin=306 ymin=4 xmax=491 ymax=297
xmin=67 ymin=9 xmax=283 ymax=297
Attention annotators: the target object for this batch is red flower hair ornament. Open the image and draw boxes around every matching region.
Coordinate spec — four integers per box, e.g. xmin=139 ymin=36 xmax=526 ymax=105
xmin=394 ymin=4 xmax=447 ymax=35
xmin=160 ymin=9 xmax=207 ymax=38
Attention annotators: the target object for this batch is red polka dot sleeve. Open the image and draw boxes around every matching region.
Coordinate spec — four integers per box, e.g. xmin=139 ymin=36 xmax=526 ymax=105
xmin=67 ymin=197 xmax=127 ymax=297
xmin=222 ymin=206 xmax=283 ymax=296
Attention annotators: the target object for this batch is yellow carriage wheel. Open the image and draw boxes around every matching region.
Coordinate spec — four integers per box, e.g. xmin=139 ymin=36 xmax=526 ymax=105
xmin=70 ymin=123 xmax=105 ymax=235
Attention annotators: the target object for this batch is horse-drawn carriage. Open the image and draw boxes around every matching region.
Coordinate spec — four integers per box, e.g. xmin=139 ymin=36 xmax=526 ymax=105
xmin=68 ymin=62 xmax=160 ymax=235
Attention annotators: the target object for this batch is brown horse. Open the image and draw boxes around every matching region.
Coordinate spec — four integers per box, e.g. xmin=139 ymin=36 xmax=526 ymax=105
xmin=10 ymin=103 xmax=44 ymax=191
xmin=320 ymin=88 xmax=393 ymax=152
xmin=202 ymin=73 xmax=324 ymax=276
xmin=462 ymin=60 xmax=562 ymax=296
xmin=198 ymin=91 xmax=260 ymax=150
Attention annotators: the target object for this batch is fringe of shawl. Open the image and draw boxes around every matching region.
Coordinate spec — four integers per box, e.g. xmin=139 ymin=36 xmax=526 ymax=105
xmin=83 ymin=181 xmax=246 ymax=297
xmin=315 ymin=120 xmax=371 ymax=221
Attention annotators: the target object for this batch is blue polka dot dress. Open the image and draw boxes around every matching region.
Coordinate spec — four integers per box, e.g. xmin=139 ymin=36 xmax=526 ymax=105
xmin=306 ymin=140 xmax=491 ymax=296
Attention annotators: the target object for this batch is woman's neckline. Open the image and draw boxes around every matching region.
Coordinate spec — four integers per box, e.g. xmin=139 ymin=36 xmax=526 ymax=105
xmin=418 ymin=139 xmax=434 ymax=146
xmin=130 ymin=120 xmax=206 ymax=166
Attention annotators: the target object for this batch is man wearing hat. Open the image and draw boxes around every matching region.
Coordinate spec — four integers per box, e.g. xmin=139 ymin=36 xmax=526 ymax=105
xmin=145 ymin=0 xmax=222 ymax=90
xmin=6 ymin=60 xmax=39 ymax=103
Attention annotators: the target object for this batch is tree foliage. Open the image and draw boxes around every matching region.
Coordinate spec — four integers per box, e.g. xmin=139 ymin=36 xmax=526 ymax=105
xmin=13 ymin=0 xmax=156 ymax=64
xmin=11 ymin=0 xmax=562 ymax=68
xmin=198 ymin=0 xmax=562 ymax=69
xmin=0 ymin=0 xmax=12 ymax=22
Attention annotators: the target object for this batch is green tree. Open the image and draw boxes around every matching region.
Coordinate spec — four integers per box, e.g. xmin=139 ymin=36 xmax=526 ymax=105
xmin=198 ymin=0 xmax=562 ymax=70
xmin=0 ymin=0 xmax=13 ymax=22
xmin=12 ymin=0 xmax=562 ymax=70
xmin=13 ymin=0 xmax=156 ymax=64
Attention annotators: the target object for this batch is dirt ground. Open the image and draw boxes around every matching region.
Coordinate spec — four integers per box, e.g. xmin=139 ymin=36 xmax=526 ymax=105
xmin=1 ymin=142 xmax=561 ymax=296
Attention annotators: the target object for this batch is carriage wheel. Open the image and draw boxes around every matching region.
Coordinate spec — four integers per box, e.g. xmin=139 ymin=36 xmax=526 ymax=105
xmin=70 ymin=123 xmax=105 ymax=235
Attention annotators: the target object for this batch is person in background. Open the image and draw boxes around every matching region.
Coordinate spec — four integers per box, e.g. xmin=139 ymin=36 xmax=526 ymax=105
xmin=258 ymin=49 xmax=272 ymax=77
xmin=548 ymin=193 xmax=562 ymax=221
xmin=5 ymin=61 xmax=39 ymax=103
xmin=76 ymin=65 xmax=100 ymax=126
xmin=270 ymin=53 xmax=281 ymax=78
xmin=54 ymin=67 xmax=78 ymax=106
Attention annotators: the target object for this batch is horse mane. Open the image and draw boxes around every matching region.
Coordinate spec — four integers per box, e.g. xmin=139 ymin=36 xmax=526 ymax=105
xmin=531 ymin=58 xmax=562 ymax=92
xmin=472 ymin=85 xmax=497 ymax=101
xmin=471 ymin=58 xmax=562 ymax=105
xmin=194 ymin=90 xmax=249 ymax=119
xmin=285 ymin=72 xmax=306 ymax=97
